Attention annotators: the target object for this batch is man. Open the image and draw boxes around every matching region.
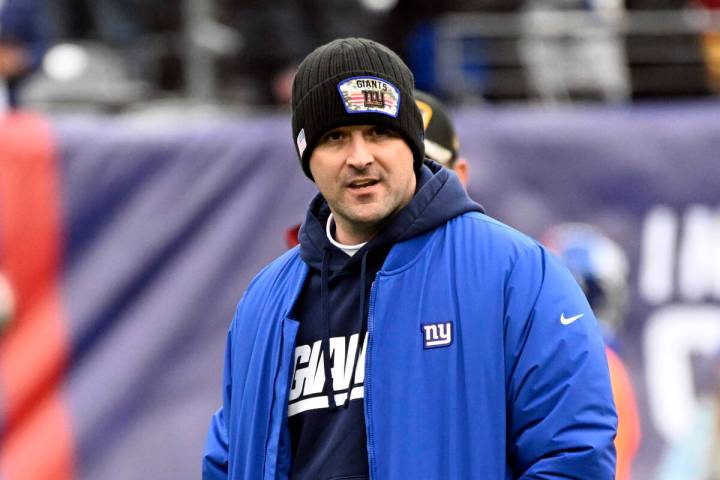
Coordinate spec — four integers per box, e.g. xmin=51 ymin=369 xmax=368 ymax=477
xmin=0 ymin=0 xmax=47 ymax=112
xmin=413 ymin=89 xmax=469 ymax=187
xmin=203 ymin=37 xmax=617 ymax=479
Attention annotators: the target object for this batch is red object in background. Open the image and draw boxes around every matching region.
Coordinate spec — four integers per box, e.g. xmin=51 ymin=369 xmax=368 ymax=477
xmin=0 ymin=113 xmax=74 ymax=480
xmin=697 ymin=0 xmax=720 ymax=8
xmin=286 ymin=223 xmax=301 ymax=249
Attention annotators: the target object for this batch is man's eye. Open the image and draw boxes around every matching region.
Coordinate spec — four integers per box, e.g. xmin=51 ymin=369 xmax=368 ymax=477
xmin=371 ymin=126 xmax=391 ymax=137
xmin=321 ymin=131 xmax=344 ymax=143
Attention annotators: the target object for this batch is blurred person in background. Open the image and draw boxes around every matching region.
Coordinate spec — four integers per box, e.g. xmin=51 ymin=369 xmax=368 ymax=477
xmin=0 ymin=0 xmax=47 ymax=112
xmin=216 ymin=0 xmax=404 ymax=105
xmin=390 ymin=0 xmax=523 ymax=97
xmin=655 ymin=345 xmax=720 ymax=480
xmin=543 ymin=223 xmax=641 ymax=480
xmin=413 ymin=90 xmax=469 ymax=187
xmin=657 ymin=353 xmax=720 ymax=479
xmin=625 ymin=0 xmax=711 ymax=98
xmin=693 ymin=0 xmax=720 ymax=93
xmin=49 ymin=0 xmax=182 ymax=92
xmin=519 ymin=0 xmax=631 ymax=103
xmin=51 ymin=0 xmax=147 ymax=45
xmin=286 ymin=89 xmax=469 ymax=248
xmin=204 ymin=37 xmax=616 ymax=479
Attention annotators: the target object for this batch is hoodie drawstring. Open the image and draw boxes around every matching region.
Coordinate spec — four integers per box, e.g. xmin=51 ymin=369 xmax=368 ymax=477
xmin=320 ymin=247 xmax=371 ymax=411
xmin=320 ymin=247 xmax=338 ymax=410
xmin=343 ymin=250 xmax=369 ymax=408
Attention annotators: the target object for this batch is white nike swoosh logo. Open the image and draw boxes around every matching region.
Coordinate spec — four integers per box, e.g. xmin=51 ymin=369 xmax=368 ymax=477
xmin=560 ymin=313 xmax=584 ymax=325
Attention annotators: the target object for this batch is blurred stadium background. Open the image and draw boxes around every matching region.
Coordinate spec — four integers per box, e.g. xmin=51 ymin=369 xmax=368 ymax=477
xmin=1 ymin=0 xmax=719 ymax=479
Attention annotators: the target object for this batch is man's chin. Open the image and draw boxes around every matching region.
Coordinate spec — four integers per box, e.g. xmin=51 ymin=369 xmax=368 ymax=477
xmin=346 ymin=213 xmax=385 ymax=227
xmin=337 ymin=208 xmax=388 ymax=229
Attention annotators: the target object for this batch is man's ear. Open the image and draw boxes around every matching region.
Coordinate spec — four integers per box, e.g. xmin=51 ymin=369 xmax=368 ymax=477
xmin=452 ymin=158 xmax=469 ymax=189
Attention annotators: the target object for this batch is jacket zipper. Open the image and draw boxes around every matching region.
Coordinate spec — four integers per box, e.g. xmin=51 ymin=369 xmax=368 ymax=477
xmin=365 ymin=278 xmax=379 ymax=480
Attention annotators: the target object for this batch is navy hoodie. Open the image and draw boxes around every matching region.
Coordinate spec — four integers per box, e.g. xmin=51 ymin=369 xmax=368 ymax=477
xmin=289 ymin=161 xmax=483 ymax=480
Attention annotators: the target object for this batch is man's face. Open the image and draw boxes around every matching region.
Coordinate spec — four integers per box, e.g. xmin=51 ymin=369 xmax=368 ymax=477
xmin=309 ymin=124 xmax=416 ymax=244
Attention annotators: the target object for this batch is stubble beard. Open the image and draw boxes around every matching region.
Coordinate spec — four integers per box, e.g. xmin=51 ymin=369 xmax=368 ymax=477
xmin=331 ymin=200 xmax=390 ymax=242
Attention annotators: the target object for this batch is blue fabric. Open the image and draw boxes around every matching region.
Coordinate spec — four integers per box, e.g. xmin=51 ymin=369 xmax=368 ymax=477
xmin=286 ymin=161 xmax=482 ymax=479
xmin=203 ymin=209 xmax=617 ymax=479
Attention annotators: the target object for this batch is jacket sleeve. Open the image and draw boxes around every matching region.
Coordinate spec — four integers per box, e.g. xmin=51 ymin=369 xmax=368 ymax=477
xmin=202 ymin=322 xmax=234 ymax=480
xmin=504 ymin=245 xmax=617 ymax=479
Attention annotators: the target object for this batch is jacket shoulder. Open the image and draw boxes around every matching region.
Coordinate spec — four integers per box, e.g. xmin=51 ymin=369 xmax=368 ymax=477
xmin=383 ymin=212 xmax=542 ymax=273
xmin=452 ymin=211 xmax=542 ymax=258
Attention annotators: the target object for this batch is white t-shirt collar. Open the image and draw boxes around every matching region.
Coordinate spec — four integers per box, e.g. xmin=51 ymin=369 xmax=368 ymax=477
xmin=326 ymin=213 xmax=367 ymax=257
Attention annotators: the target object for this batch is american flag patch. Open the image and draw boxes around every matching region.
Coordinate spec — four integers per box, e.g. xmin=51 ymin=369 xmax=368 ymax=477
xmin=337 ymin=76 xmax=400 ymax=118
xmin=296 ymin=128 xmax=307 ymax=156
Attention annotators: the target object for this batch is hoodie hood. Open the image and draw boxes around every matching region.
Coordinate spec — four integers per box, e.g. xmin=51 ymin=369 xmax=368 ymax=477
xmin=299 ymin=159 xmax=484 ymax=271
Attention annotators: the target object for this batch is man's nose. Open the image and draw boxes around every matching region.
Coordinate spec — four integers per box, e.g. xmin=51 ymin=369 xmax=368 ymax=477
xmin=346 ymin=132 xmax=373 ymax=169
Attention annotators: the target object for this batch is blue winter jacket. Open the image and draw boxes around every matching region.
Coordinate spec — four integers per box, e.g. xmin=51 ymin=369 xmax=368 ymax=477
xmin=203 ymin=165 xmax=617 ymax=479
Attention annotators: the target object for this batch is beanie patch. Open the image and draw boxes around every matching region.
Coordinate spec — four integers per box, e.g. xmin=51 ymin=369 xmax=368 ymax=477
xmin=337 ymin=76 xmax=400 ymax=118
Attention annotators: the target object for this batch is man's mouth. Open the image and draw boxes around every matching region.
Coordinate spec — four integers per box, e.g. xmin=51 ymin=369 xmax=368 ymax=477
xmin=348 ymin=179 xmax=379 ymax=189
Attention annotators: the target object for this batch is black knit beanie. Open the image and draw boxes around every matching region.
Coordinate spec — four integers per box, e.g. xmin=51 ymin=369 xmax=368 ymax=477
xmin=292 ymin=38 xmax=425 ymax=180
